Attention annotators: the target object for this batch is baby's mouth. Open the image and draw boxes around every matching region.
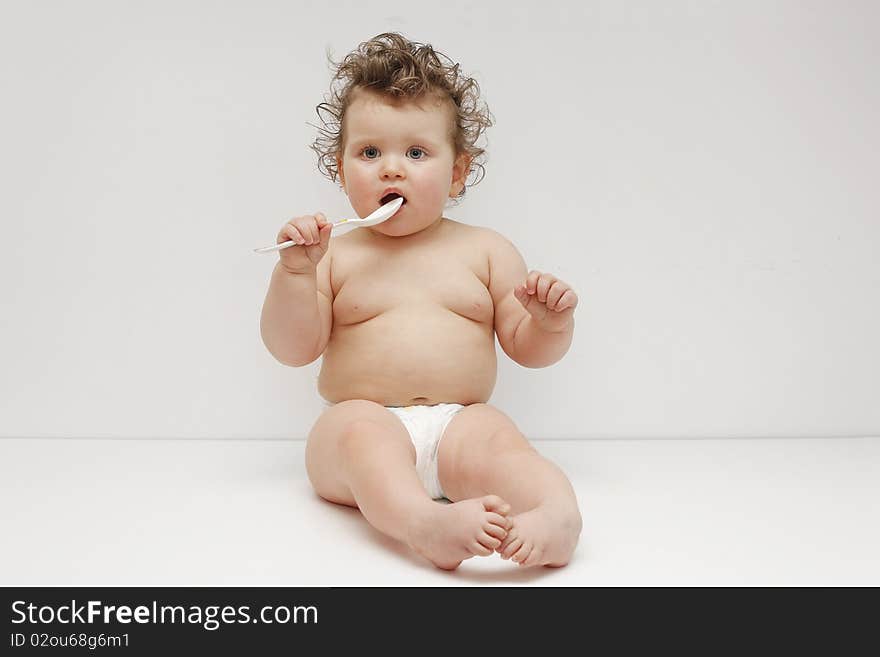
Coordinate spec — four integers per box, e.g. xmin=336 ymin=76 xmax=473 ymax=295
xmin=380 ymin=192 xmax=407 ymax=207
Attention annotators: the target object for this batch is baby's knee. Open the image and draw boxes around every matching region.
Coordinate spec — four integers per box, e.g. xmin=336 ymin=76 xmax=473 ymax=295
xmin=338 ymin=418 xmax=389 ymax=452
xmin=485 ymin=426 xmax=535 ymax=456
xmin=454 ymin=428 xmax=535 ymax=488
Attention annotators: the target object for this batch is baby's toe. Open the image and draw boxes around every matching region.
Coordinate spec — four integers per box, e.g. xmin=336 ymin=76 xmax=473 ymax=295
xmin=500 ymin=537 xmax=523 ymax=560
xmin=484 ymin=521 xmax=507 ymax=541
xmin=511 ymin=542 xmax=533 ymax=564
xmin=471 ymin=540 xmax=493 ymax=556
xmin=478 ymin=533 xmax=502 ymax=551
xmin=486 ymin=511 xmax=510 ymax=529
xmin=498 ymin=525 xmax=519 ymax=551
xmin=480 ymin=495 xmax=511 ymax=516
xmin=497 ymin=534 xmax=512 ymax=553
xmin=521 ymin=546 xmax=544 ymax=567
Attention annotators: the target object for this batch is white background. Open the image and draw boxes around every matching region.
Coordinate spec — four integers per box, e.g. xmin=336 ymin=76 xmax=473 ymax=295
xmin=1 ymin=0 xmax=877 ymax=440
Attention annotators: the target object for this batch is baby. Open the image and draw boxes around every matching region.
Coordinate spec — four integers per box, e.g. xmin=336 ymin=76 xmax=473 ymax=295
xmin=261 ymin=33 xmax=582 ymax=570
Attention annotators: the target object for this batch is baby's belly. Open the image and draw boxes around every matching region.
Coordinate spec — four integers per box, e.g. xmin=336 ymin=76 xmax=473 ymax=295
xmin=317 ymin=308 xmax=497 ymax=406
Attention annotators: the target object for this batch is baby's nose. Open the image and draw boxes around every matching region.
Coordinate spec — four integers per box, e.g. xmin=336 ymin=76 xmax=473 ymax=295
xmin=380 ymin=158 xmax=405 ymax=179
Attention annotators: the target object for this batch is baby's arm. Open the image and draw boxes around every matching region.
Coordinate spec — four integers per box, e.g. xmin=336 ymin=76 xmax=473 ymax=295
xmin=485 ymin=230 xmax=576 ymax=368
xmin=260 ymin=256 xmax=333 ymax=367
xmin=486 ymin=231 xmax=531 ymax=363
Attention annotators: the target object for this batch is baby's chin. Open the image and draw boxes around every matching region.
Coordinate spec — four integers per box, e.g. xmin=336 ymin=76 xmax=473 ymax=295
xmin=368 ymin=216 xmax=442 ymax=239
xmin=368 ymin=224 xmax=420 ymax=238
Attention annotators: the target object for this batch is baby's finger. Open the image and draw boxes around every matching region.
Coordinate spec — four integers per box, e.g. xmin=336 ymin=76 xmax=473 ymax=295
xmin=555 ymin=289 xmax=578 ymax=312
xmin=525 ymin=270 xmax=542 ymax=294
xmin=283 ymin=224 xmax=304 ymax=245
xmin=302 ymin=217 xmax=320 ymax=244
xmin=513 ymin=285 xmax=529 ymax=306
xmin=310 ymin=213 xmax=329 ymax=241
xmin=546 ymin=281 xmax=567 ymax=310
xmin=536 ymin=274 xmax=556 ymax=303
xmin=317 ymin=220 xmax=333 ymax=247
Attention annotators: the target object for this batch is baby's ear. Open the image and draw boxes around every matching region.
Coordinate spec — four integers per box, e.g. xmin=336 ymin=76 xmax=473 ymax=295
xmin=450 ymin=152 xmax=472 ymax=194
xmin=336 ymin=155 xmax=346 ymax=187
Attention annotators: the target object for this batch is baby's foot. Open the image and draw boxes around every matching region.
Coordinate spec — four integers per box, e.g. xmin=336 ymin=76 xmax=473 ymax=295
xmin=407 ymin=495 xmax=511 ymax=570
xmin=497 ymin=502 xmax=582 ymax=567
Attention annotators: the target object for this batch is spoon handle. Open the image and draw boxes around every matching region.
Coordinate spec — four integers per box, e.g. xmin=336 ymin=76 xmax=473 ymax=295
xmin=253 ymin=240 xmax=299 ymax=254
xmin=252 ymin=197 xmax=401 ymax=254
xmin=253 ymin=218 xmax=356 ymax=253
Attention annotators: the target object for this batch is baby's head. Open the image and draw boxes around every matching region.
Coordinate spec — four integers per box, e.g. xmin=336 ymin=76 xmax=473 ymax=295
xmin=311 ymin=33 xmax=492 ymax=236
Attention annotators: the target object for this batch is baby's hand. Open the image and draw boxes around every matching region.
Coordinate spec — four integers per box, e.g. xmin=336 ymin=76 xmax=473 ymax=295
xmin=276 ymin=213 xmax=333 ymax=274
xmin=513 ymin=270 xmax=578 ymax=333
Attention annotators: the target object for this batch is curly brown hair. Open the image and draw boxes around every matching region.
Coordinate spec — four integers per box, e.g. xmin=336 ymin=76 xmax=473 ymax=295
xmin=309 ymin=32 xmax=493 ymax=201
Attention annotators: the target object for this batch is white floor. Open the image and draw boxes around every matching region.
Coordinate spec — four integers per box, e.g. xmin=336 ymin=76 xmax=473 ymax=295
xmin=1 ymin=436 xmax=878 ymax=586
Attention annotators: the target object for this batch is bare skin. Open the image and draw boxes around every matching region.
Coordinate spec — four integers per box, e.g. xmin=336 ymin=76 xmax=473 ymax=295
xmin=498 ymin=503 xmax=582 ymax=567
xmin=281 ymin=90 xmax=582 ymax=569
xmin=408 ymin=495 xmax=512 ymax=571
xmin=318 ymin=219 xmax=496 ymax=407
xmin=305 ymin=221 xmax=582 ymax=569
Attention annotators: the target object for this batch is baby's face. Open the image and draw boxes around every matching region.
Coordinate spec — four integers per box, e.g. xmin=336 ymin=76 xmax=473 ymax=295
xmin=337 ymin=89 xmax=468 ymax=237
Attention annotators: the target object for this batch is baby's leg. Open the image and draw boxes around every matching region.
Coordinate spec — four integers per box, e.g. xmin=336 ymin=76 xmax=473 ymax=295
xmin=438 ymin=403 xmax=583 ymax=567
xmin=305 ymin=400 xmax=510 ymax=570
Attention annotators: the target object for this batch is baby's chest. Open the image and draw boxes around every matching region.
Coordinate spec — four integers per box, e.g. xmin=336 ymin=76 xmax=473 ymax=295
xmin=332 ymin=248 xmax=494 ymax=326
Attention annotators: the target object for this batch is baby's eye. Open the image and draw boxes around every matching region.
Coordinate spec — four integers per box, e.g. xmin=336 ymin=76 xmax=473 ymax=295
xmin=362 ymin=146 xmax=380 ymax=159
xmin=408 ymin=147 xmax=425 ymax=159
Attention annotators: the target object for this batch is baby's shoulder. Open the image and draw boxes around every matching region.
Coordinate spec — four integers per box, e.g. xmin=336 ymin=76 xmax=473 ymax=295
xmin=444 ymin=219 xmax=510 ymax=249
xmin=455 ymin=222 xmax=520 ymax=259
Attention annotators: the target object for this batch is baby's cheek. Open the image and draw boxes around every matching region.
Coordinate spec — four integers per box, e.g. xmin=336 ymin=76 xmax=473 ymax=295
xmin=348 ymin=181 xmax=376 ymax=211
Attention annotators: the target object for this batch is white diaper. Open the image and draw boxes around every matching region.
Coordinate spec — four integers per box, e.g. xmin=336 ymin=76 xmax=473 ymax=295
xmin=384 ymin=403 xmax=465 ymax=500
xmin=322 ymin=400 xmax=464 ymax=500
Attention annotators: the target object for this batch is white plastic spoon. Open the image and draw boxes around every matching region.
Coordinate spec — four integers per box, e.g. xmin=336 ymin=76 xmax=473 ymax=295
xmin=253 ymin=196 xmax=404 ymax=254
